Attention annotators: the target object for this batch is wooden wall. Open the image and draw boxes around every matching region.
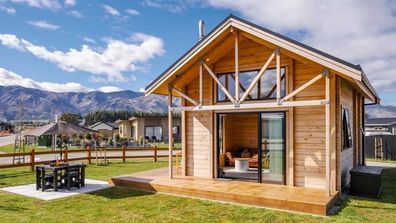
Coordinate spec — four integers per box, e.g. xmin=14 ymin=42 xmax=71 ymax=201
xmin=293 ymin=61 xmax=327 ymax=189
xmin=337 ymin=81 xmax=355 ymax=188
xmin=184 ymin=74 xmax=213 ymax=177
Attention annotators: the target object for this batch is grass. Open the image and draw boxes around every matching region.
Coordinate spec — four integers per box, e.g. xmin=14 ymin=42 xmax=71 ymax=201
xmin=0 ymin=161 xmax=395 ymax=222
xmin=152 ymin=142 xmax=181 ymax=149
xmin=366 ymin=158 xmax=396 ymax=164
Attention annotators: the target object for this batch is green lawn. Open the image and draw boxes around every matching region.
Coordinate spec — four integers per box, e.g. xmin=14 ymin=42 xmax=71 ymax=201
xmin=152 ymin=142 xmax=181 ymax=149
xmin=0 ymin=160 xmax=395 ymax=222
xmin=366 ymin=158 xmax=396 ymax=164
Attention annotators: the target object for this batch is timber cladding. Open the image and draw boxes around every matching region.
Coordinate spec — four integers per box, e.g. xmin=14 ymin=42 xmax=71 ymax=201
xmin=338 ymin=81 xmax=355 ymax=188
xmin=293 ymin=61 xmax=327 ymax=189
xmin=185 ymin=73 xmax=213 ymax=177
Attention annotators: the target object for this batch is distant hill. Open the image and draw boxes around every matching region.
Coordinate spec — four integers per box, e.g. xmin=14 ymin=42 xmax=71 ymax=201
xmin=366 ymin=104 xmax=396 ymax=118
xmin=0 ymin=85 xmax=169 ymax=121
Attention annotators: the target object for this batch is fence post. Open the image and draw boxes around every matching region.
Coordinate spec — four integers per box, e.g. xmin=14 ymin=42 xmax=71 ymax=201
xmin=122 ymin=145 xmax=126 ymax=163
xmin=64 ymin=146 xmax=68 ymax=162
xmin=30 ymin=149 xmax=35 ymax=171
xmin=87 ymin=146 xmax=91 ymax=164
xmin=154 ymin=146 xmax=157 ymax=162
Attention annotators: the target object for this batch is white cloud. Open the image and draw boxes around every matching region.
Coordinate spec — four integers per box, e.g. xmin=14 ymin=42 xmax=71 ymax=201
xmin=0 ymin=67 xmax=94 ymax=92
xmin=0 ymin=34 xmax=24 ymax=50
xmin=125 ymin=8 xmax=140 ymax=16
xmin=68 ymin=10 xmax=83 ymax=18
xmin=64 ymin=0 xmax=75 ymax=7
xmin=139 ymin=87 xmax=145 ymax=92
xmin=82 ymin=37 xmax=96 ymax=43
xmin=0 ymin=33 xmax=165 ymax=82
xmin=202 ymin=0 xmax=396 ymax=94
xmin=10 ymin=0 xmax=62 ymax=10
xmin=27 ymin=20 xmax=60 ymax=30
xmin=140 ymin=0 xmax=185 ymax=13
xmin=0 ymin=5 xmax=16 ymax=14
xmin=103 ymin=4 xmax=120 ymax=16
xmin=0 ymin=67 xmax=128 ymax=93
xmin=97 ymin=86 xmax=122 ymax=92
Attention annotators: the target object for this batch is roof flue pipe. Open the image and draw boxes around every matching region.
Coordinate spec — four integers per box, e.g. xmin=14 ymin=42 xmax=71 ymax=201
xmin=198 ymin=20 xmax=205 ymax=41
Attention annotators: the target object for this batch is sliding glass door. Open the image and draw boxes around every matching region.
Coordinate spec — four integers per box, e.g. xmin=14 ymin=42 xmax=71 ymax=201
xmin=216 ymin=111 xmax=285 ymax=184
xmin=259 ymin=112 xmax=285 ymax=184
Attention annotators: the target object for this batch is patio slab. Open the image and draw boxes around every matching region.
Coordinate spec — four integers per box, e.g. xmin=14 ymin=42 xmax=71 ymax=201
xmin=0 ymin=179 xmax=110 ymax=200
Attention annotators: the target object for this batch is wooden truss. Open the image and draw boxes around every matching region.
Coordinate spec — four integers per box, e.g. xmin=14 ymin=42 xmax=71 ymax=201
xmin=166 ymin=30 xmax=333 ymax=196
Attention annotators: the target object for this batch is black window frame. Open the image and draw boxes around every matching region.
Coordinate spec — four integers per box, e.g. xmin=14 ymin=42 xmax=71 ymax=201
xmin=342 ymin=108 xmax=353 ymax=151
xmin=215 ymin=67 xmax=287 ymax=103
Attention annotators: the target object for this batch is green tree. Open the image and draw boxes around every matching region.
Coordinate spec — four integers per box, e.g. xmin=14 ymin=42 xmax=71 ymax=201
xmin=59 ymin=112 xmax=83 ymax=125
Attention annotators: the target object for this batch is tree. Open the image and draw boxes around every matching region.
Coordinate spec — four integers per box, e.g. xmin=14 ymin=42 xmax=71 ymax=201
xmin=59 ymin=112 xmax=83 ymax=125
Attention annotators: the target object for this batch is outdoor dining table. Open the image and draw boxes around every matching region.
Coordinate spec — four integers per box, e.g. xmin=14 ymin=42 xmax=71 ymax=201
xmin=36 ymin=163 xmax=86 ymax=191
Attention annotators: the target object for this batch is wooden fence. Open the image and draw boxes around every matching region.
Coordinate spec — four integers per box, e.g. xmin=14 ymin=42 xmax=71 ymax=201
xmin=0 ymin=146 xmax=180 ymax=170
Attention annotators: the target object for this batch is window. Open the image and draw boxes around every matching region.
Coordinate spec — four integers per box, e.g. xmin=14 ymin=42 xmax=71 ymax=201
xmin=216 ymin=67 xmax=286 ymax=102
xmin=392 ymin=127 xmax=396 ymax=135
xmin=145 ymin=126 xmax=162 ymax=141
xmin=172 ymin=126 xmax=179 ymax=135
xmin=342 ymin=108 xmax=352 ymax=151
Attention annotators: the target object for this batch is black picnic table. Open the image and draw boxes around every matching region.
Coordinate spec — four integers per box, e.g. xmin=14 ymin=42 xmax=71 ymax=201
xmin=36 ymin=163 xmax=86 ymax=191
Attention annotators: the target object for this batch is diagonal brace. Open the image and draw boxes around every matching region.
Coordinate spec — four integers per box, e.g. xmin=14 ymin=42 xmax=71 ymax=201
xmin=239 ymin=48 xmax=278 ymax=103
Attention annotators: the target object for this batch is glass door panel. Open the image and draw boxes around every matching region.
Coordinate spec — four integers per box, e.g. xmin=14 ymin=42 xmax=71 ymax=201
xmin=260 ymin=112 xmax=285 ymax=184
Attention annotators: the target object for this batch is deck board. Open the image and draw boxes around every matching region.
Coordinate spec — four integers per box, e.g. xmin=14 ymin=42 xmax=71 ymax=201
xmin=110 ymin=168 xmax=338 ymax=215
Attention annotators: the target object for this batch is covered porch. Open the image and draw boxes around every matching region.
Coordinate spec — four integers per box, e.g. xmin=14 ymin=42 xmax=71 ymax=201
xmin=110 ymin=168 xmax=338 ymax=216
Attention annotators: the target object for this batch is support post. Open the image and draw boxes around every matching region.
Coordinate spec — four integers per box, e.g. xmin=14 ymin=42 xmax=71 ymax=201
xmin=276 ymin=48 xmax=281 ymax=104
xmin=199 ymin=61 xmax=203 ymax=107
xmin=30 ymin=149 xmax=35 ymax=171
xmin=325 ymin=69 xmax=331 ymax=196
xmin=235 ymin=32 xmax=239 ymax=102
xmin=64 ymin=147 xmax=68 ymax=162
xmin=87 ymin=146 xmax=91 ymax=164
xmin=154 ymin=146 xmax=158 ymax=162
xmin=168 ymin=87 xmax=173 ymax=179
xmin=122 ymin=145 xmax=126 ymax=163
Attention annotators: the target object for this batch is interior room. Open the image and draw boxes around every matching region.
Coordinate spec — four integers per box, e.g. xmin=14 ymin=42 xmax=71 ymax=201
xmin=218 ymin=112 xmax=285 ymax=183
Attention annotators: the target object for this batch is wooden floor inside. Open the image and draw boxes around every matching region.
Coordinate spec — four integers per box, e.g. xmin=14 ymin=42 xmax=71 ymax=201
xmin=110 ymin=168 xmax=339 ymax=216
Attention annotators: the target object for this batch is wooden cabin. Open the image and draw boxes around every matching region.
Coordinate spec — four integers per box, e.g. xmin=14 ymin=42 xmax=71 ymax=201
xmin=143 ymin=15 xmax=379 ymax=212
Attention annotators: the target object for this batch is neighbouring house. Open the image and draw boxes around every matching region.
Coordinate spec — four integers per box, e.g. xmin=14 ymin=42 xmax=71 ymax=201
xmin=132 ymin=15 xmax=379 ymax=215
xmin=89 ymin=122 xmax=119 ymax=138
xmin=365 ymin=117 xmax=396 ymax=135
xmin=364 ymin=117 xmax=396 ymax=161
xmin=116 ymin=115 xmax=181 ymax=142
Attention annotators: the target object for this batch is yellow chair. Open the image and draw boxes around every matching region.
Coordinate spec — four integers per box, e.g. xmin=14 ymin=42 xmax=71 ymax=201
xmin=176 ymin=152 xmax=182 ymax=174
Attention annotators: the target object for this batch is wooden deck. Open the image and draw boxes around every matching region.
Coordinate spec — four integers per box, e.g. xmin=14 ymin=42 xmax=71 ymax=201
xmin=109 ymin=168 xmax=339 ymax=216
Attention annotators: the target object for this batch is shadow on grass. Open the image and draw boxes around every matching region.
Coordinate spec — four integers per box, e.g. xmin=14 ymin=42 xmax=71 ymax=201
xmin=0 ymin=206 xmax=28 ymax=212
xmin=0 ymin=171 xmax=33 ymax=179
xmin=87 ymin=186 xmax=155 ymax=200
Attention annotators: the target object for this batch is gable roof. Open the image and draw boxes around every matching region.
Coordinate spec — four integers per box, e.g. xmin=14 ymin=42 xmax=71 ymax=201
xmin=89 ymin=122 xmax=119 ymax=130
xmin=145 ymin=15 xmax=379 ymax=102
xmin=366 ymin=118 xmax=396 ymax=126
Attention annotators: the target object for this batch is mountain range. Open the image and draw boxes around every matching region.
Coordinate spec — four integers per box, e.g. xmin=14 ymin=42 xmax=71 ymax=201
xmin=0 ymin=85 xmax=395 ymax=121
xmin=0 ymin=85 xmax=169 ymax=121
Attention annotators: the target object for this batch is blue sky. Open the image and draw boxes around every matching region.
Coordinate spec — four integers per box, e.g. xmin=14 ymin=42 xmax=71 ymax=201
xmin=0 ymin=0 xmax=395 ymax=105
